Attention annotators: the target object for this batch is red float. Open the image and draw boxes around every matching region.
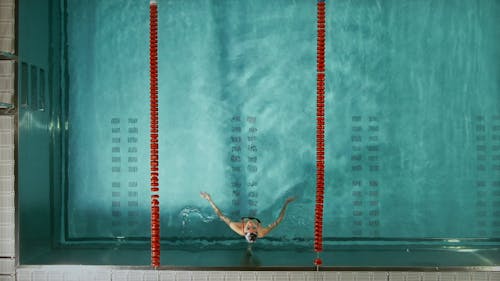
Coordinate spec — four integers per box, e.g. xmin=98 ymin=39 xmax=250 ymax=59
xmin=314 ymin=0 xmax=326 ymax=266
xmin=150 ymin=0 xmax=160 ymax=268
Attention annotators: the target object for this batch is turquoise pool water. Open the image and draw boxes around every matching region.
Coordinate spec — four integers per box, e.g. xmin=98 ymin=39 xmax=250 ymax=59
xmin=18 ymin=0 xmax=500 ymax=266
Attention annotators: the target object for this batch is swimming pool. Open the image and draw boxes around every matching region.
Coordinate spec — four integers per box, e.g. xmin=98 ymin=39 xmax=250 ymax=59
xmin=17 ymin=0 xmax=500 ymax=268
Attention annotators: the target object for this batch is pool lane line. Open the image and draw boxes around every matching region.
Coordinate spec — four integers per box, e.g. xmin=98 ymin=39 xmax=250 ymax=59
xmin=314 ymin=0 xmax=326 ymax=268
xmin=150 ymin=0 xmax=160 ymax=269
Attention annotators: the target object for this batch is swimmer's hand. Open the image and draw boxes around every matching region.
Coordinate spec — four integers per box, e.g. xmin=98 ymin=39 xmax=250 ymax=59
xmin=200 ymin=192 xmax=212 ymax=201
xmin=285 ymin=197 xmax=296 ymax=204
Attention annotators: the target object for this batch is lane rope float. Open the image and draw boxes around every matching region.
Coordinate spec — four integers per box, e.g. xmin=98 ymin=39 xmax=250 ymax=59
xmin=149 ymin=0 xmax=160 ymax=269
xmin=314 ymin=0 xmax=326 ymax=268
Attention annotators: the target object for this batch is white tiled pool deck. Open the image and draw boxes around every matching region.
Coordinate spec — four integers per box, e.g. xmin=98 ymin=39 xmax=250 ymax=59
xmin=10 ymin=267 xmax=500 ymax=281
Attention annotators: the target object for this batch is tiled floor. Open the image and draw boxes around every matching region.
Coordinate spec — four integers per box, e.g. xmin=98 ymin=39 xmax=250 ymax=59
xmin=13 ymin=267 xmax=500 ymax=281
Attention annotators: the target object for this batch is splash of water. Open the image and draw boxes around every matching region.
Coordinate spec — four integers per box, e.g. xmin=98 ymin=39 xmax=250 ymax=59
xmin=179 ymin=207 xmax=217 ymax=227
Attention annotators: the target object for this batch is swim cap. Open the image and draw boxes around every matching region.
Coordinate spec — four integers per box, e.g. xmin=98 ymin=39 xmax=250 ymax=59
xmin=242 ymin=217 xmax=261 ymax=224
xmin=245 ymin=232 xmax=258 ymax=243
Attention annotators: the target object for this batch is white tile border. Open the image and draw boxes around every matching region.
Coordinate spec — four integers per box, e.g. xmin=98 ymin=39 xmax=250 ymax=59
xmin=0 ymin=176 xmax=14 ymax=193
xmin=0 ymin=258 xmax=14 ymax=275
xmin=0 ymin=115 xmax=15 ymax=258
xmin=0 ymin=240 xmax=14 ymax=257
xmin=11 ymin=268 xmax=500 ymax=281
xmin=0 ymin=0 xmax=15 ymax=54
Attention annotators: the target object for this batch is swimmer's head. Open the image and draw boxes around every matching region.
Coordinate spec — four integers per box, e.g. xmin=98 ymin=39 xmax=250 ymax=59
xmin=245 ymin=232 xmax=258 ymax=243
xmin=242 ymin=217 xmax=260 ymax=243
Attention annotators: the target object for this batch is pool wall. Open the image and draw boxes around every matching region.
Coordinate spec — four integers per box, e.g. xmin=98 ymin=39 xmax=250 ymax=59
xmin=17 ymin=0 xmax=64 ymax=269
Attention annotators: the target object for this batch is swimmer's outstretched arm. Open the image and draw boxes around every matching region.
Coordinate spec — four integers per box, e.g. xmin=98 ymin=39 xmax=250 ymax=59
xmin=200 ymin=192 xmax=244 ymax=236
xmin=259 ymin=197 xmax=295 ymax=238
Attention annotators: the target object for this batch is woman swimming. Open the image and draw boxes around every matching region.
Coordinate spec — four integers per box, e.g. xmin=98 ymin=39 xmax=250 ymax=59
xmin=200 ymin=192 xmax=295 ymax=243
